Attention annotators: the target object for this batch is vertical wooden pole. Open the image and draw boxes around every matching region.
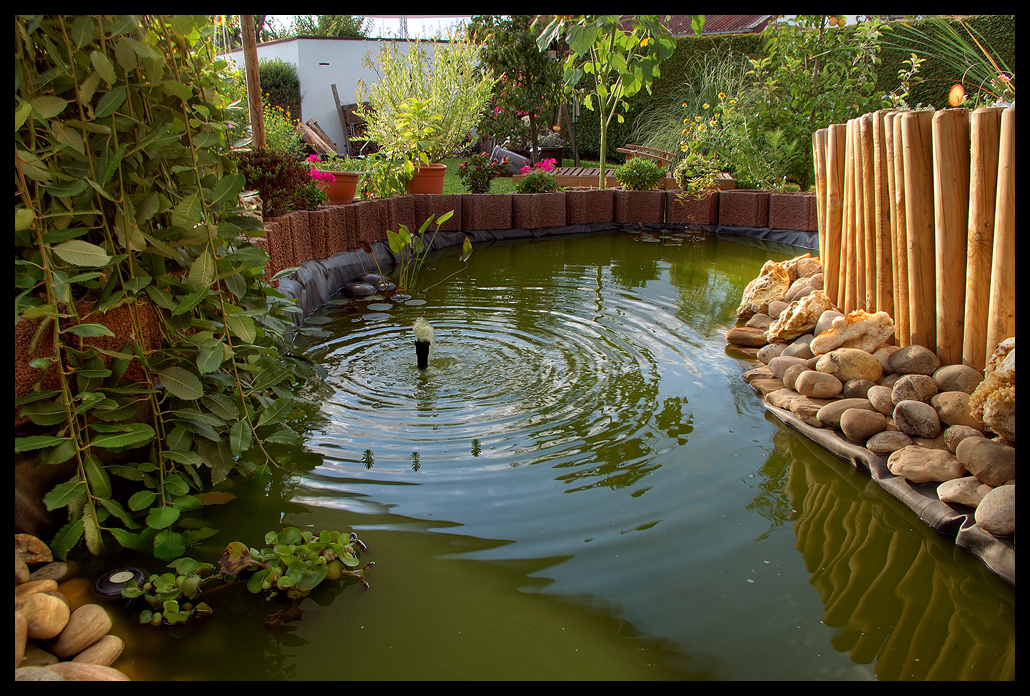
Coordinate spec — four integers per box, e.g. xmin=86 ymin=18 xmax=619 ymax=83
xmin=824 ymin=124 xmax=847 ymax=308
xmin=986 ymin=106 xmax=1015 ymax=358
xmin=843 ymin=118 xmax=858 ymax=313
xmin=241 ymin=15 xmax=265 ymax=149
xmin=859 ymin=114 xmax=877 ymax=312
xmin=872 ymin=110 xmax=894 ymax=320
xmin=813 ymin=128 xmax=828 ymax=259
xmin=887 ymin=112 xmax=910 ymax=346
xmin=932 ymin=108 xmax=970 ymax=366
xmin=963 ymin=107 xmax=1002 ymax=371
xmin=901 ymin=110 xmax=936 ymax=350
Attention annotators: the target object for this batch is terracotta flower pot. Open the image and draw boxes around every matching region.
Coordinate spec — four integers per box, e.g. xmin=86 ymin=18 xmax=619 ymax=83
xmin=406 ymin=163 xmax=448 ymax=195
xmin=317 ymin=171 xmax=360 ymax=205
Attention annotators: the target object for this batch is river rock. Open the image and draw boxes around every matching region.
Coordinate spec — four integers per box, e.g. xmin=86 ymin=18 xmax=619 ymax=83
xmin=16 ymin=592 xmax=69 ymax=640
xmin=768 ymin=355 xmax=809 ymax=381
xmin=893 ymin=400 xmax=941 ymax=438
xmin=866 ymin=430 xmax=913 ymax=455
xmin=891 ymin=374 xmax=938 ymax=404
xmin=931 ymin=391 xmax=985 ymax=431
xmin=15 ymin=535 xmax=53 ymax=566
xmin=766 ymin=290 xmax=835 ymax=342
xmin=792 ymin=255 xmax=822 ymax=278
xmin=808 ymin=272 xmax=824 ymax=289
xmin=817 ymin=398 xmax=877 ymax=430
xmin=726 ymin=326 xmax=769 ymax=347
xmin=15 ymin=666 xmax=66 ymax=681
xmin=888 ymin=344 xmax=941 ymax=375
xmin=767 ymin=300 xmax=789 ymax=319
xmin=816 ymin=348 xmax=883 ymax=384
xmin=781 ymin=334 xmax=815 ymax=359
xmin=955 ymin=437 xmax=1016 ymax=487
xmin=840 ymin=408 xmax=887 ymax=443
xmin=937 ymin=476 xmax=994 ymax=507
xmin=50 ymin=604 xmax=111 ymax=659
xmin=737 ymin=260 xmax=792 ymax=319
xmin=757 ymin=342 xmax=787 ymax=364
xmin=887 ymin=445 xmax=967 ymax=483
xmin=71 ymin=635 xmax=123 ymax=667
xmin=842 ymin=378 xmax=876 ymax=399
xmin=44 ymin=662 xmax=130 ymax=681
xmin=809 ymin=309 xmax=895 ymax=355
xmin=873 ymin=345 xmax=901 ymax=375
xmin=867 ymin=385 xmax=895 ymax=415
xmin=790 ymin=396 xmax=834 ymax=428
xmin=745 ymin=313 xmax=773 ymax=330
xmin=795 ymin=370 xmax=843 ymax=399
xmin=767 ymin=389 xmax=806 ymax=411
xmin=933 ymin=364 xmax=984 ymax=394
xmin=782 ymin=364 xmax=809 ymax=391
xmin=942 ymin=425 xmax=985 ymax=453
xmin=783 ymin=277 xmax=811 ymax=303
xmin=813 ymin=310 xmax=844 ymax=338
xmin=974 ymin=485 xmax=1014 ymax=536
xmin=14 ymin=578 xmax=58 ymax=603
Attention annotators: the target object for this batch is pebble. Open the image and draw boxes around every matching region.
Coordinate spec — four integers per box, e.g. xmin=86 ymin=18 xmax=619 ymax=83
xmin=955 ymin=438 xmax=1016 ymax=487
xmin=888 ymin=344 xmax=941 ymax=375
xmin=974 ymin=485 xmax=1015 ymax=536
xmin=891 ymin=374 xmax=938 ymax=404
xmin=865 ymin=430 xmax=912 ymax=455
xmin=840 ymin=408 xmax=887 ymax=443
xmin=893 ymin=400 xmax=942 ymax=439
xmin=887 ymin=445 xmax=967 ymax=483
xmin=933 ymin=364 xmax=984 ymax=394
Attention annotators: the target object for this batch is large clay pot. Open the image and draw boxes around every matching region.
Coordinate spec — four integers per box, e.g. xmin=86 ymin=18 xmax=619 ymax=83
xmin=406 ymin=163 xmax=447 ymax=194
xmin=318 ymin=171 xmax=360 ymax=205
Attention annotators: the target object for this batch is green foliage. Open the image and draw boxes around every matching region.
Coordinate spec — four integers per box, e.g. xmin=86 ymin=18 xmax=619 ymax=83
xmin=614 ymin=157 xmax=665 ymax=191
xmin=537 ymin=15 xmax=703 ymax=188
xmin=14 ymin=15 xmax=321 ymax=562
xmin=673 ymin=153 xmax=721 ymax=200
xmin=232 ymin=148 xmax=325 ymax=218
xmin=456 ymin=152 xmax=510 ymax=193
xmin=280 ymin=15 xmax=371 ymax=39
xmin=514 ymin=170 xmax=562 ymax=194
xmin=257 ymin=57 xmax=301 ymax=122
xmin=121 ymin=527 xmax=373 ymax=626
xmin=386 ymin=212 xmax=473 ymax=296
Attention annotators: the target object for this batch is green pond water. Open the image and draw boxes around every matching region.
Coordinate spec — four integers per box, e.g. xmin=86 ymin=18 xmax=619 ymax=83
xmin=92 ymin=231 xmax=1014 ymax=680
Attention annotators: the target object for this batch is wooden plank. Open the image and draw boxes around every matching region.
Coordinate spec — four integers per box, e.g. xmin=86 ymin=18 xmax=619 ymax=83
xmin=330 ymin=84 xmax=350 ymax=154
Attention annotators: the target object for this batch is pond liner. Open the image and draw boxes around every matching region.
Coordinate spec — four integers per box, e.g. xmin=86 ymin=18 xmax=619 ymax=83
xmin=758 ymin=400 xmax=1015 ymax=587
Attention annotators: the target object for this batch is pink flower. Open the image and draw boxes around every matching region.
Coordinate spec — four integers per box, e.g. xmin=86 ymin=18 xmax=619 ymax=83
xmin=309 ymin=169 xmax=336 ymax=183
xmin=306 ymin=154 xmax=320 ymax=163
xmin=520 ymin=165 xmax=532 ymax=174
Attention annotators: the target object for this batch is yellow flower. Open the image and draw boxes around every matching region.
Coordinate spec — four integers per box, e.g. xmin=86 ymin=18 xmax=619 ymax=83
xmin=703 ymin=103 xmax=710 ymax=109
xmin=710 ymin=120 xmax=716 ymax=127
xmin=683 ymin=118 xmax=690 ymax=124
xmin=718 ymin=92 xmax=726 ymax=100
xmin=681 ymin=143 xmax=689 ymax=152
xmin=682 ymin=102 xmax=689 ymax=107
xmin=729 ymin=98 xmax=737 ymax=105
xmin=640 ymin=36 xmax=651 ymax=47
xmin=682 ymin=128 xmax=688 ymax=135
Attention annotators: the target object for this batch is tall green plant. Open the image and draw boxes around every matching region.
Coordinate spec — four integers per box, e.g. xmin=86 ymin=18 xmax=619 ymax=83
xmin=536 ymin=15 xmax=704 ymax=188
xmin=14 ymin=15 xmax=320 ymax=562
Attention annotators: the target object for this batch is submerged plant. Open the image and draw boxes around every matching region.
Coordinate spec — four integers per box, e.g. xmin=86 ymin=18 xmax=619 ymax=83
xmin=387 ymin=211 xmax=474 ymax=296
xmin=121 ymin=527 xmax=374 ymax=626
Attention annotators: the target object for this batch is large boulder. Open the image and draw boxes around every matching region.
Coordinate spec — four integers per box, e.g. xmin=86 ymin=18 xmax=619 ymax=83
xmin=766 ymin=290 xmax=835 ymax=343
xmin=736 ymin=259 xmax=792 ymax=319
xmin=809 ymin=309 xmax=895 ymax=355
xmin=887 ymin=445 xmax=967 ymax=483
xmin=816 ymin=347 xmax=884 ymax=384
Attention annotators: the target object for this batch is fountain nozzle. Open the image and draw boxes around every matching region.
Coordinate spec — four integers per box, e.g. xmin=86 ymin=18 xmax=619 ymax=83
xmin=413 ymin=317 xmax=434 ymax=370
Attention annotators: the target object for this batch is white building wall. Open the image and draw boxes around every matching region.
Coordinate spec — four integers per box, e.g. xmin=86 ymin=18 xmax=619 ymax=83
xmin=221 ymin=37 xmax=427 ymax=151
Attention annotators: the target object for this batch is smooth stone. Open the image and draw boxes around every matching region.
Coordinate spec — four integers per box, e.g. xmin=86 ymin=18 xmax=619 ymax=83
xmin=937 ymin=476 xmax=994 ymax=507
xmin=757 ymin=342 xmax=787 ymax=364
xmin=866 ymin=430 xmax=913 ymax=455
xmin=43 ymin=662 xmax=130 ymax=681
xmin=887 ymin=445 xmax=967 ymax=483
xmin=15 ymin=578 xmax=58 ymax=603
xmin=14 ymin=666 xmax=66 ymax=681
xmin=790 ymin=396 xmax=834 ymax=428
xmin=813 ymin=309 xmax=844 ymax=338
xmin=742 ymin=365 xmax=774 ymax=383
xmin=71 ymin=635 xmax=124 ymax=667
xmin=50 ymin=604 xmax=111 ymax=659
xmin=840 ymin=408 xmax=887 ymax=443
xmin=974 ymin=485 xmax=1015 ymax=536
xmin=750 ymin=378 xmax=791 ymax=398
xmin=817 ymin=398 xmax=876 ymax=430
xmin=893 ymin=400 xmax=942 ymax=438
xmin=766 ymin=389 xmax=806 ymax=410
xmin=931 ymin=391 xmax=985 ymax=431
xmin=867 ymin=385 xmax=895 ymax=415
xmin=15 ymin=535 xmax=53 ymax=566
xmin=795 ymin=370 xmax=842 ymax=398
xmin=842 ymin=378 xmax=876 ymax=399
xmin=891 ymin=373 xmax=938 ymax=404
xmin=342 ymin=281 xmax=377 ymax=297
xmin=781 ymin=334 xmax=815 ymax=359
xmin=745 ymin=312 xmax=773 ymax=329
xmin=943 ymin=424 xmax=985 ymax=453
xmin=794 ymin=256 xmax=822 ymax=277
xmin=888 ymin=344 xmax=941 ymax=375
xmin=768 ymin=355 xmax=809 ymax=381
xmin=783 ymin=277 xmax=810 ymax=303
xmin=808 ymin=272 xmax=824 ymax=289
xmin=955 ymin=438 xmax=1016 ymax=487
xmin=781 ymin=363 xmax=809 ymax=391
xmin=28 ymin=561 xmax=72 ymax=584
xmin=725 ymin=326 xmax=769 ymax=347
xmin=767 ymin=300 xmax=789 ymax=319
xmin=816 ymin=347 xmax=883 ymax=383
xmin=873 ymin=345 xmax=902 ymax=375
xmin=17 ymin=592 xmax=70 ymax=640
xmin=16 ymin=609 xmax=27 ymax=668
xmin=933 ymin=364 xmax=984 ymax=394
xmin=877 ymin=372 xmax=903 ymax=389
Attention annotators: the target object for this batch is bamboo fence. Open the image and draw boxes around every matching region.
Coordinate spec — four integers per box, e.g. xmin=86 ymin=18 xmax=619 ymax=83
xmin=813 ymin=106 xmax=1015 ymax=371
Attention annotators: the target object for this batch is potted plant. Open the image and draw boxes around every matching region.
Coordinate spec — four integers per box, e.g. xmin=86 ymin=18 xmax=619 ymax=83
xmin=356 ymin=35 xmax=496 ymax=197
xmin=533 ymin=129 xmax=565 ymax=167
xmin=513 ymin=158 xmax=566 ymax=228
xmin=614 ymin=157 xmax=666 ymax=191
xmin=457 ymin=152 xmax=510 ymax=194
xmin=306 ymin=153 xmax=365 ymax=205
xmin=669 ymin=153 xmax=723 ymax=228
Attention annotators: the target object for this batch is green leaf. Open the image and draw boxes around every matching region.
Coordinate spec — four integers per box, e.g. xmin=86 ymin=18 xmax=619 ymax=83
xmin=209 ymin=173 xmax=245 ymax=207
xmin=65 ymin=323 xmax=116 ymax=338
xmin=153 ymin=529 xmax=187 ymax=561
xmin=108 ymin=527 xmax=145 ymax=551
xmin=196 ymin=343 xmax=224 ymax=374
xmin=189 ymin=250 xmax=216 ymax=288
xmin=84 ymin=455 xmax=112 ymax=499
xmin=158 ymin=366 xmax=204 ymax=400
xmin=43 ymin=479 xmax=86 ymax=511
xmin=257 ymin=396 xmax=294 ymax=428
xmin=90 ymin=423 xmax=156 ymax=450
xmin=146 ymin=505 xmax=181 ymax=530
xmin=229 ymin=419 xmax=253 ymax=456
xmin=171 ymin=286 xmax=208 ymax=317
xmin=50 ymin=518 xmax=84 ymax=561
xmin=30 ymin=95 xmax=70 ymax=119
xmin=172 ymin=192 xmax=204 ymax=227
xmin=225 ymin=313 xmax=256 ymax=344
xmin=128 ymin=490 xmax=157 ymax=511
xmin=15 ymin=435 xmax=69 ymax=452
xmin=51 ymin=239 xmax=111 ymax=268
xmin=94 ymin=85 xmax=127 ymax=119
xmin=90 ymin=49 xmax=118 ymax=85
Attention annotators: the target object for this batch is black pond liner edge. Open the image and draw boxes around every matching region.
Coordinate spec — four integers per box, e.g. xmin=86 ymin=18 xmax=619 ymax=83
xmin=276 ymin=223 xmax=1014 ymax=588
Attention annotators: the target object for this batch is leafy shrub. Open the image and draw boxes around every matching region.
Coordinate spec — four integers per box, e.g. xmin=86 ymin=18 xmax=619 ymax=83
xmin=258 ymin=57 xmax=301 ymax=121
xmin=457 ymin=152 xmax=510 ymax=193
xmin=514 ymin=158 xmax=561 ymax=193
xmin=232 ymin=148 xmax=326 ymax=218
xmin=615 ymin=157 xmax=666 ymax=190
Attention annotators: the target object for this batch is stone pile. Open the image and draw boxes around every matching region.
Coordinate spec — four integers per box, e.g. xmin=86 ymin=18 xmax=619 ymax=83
xmin=727 ymin=254 xmax=1015 ymax=540
xmin=15 ymin=534 xmax=130 ymax=681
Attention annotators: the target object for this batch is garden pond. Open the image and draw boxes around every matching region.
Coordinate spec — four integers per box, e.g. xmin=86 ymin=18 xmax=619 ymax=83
xmin=80 ymin=230 xmax=1014 ymax=680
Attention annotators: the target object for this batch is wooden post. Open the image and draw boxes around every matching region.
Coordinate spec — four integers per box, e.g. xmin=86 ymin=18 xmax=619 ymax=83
xmin=932 ymin=108 xmax=970 ymax=366
xmin=843 ymin=118 xmax=858 ymax=313
xmin=963 ymin=107 xmax=1002 ymax=371
xmin=241 ymin=15 xmax=265 ymax=149
xmin=824 ymin=124 xmax=847 ymax=308
xmin=900 ymin=110 xmax=935 ymax=350
xmin=859 ymin=114 xmax=876 ymax=312
xmin=887 ymin=112 xmax=910 ymax=346
xmin=813 ymin=128 xmax=828 ymax=258
xmin=986 ymin=106 xmax=1015 ymax=358
xmin=872 ymin=110 xmax=894 ymax=320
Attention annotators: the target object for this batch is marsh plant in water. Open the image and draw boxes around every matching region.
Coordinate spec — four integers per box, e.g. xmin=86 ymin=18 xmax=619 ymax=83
xmin=386 ymin=211 xmax=473 ymax=297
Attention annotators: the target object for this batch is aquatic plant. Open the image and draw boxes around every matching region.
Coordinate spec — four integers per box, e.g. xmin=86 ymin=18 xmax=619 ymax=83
xmin=387 ymin=211 xmax=473 ymax=296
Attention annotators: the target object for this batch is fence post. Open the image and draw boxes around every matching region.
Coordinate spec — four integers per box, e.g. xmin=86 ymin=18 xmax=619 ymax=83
xmin=859 ymin=114 xmax=877 ymax=312
xmin=900 ymin=111 xmax=936 ymax=350
xmin=886 ymin=112 xmax=909 ymax=346
xmin=813 ymin=128 xmax=828 ymax=258
xmin=873 ymin=110 xmax=894 ymax=320
xmin=963 ymin=107 xmax=1003 ymax=371
xmin=843 ymin=118 xmax=858 ymax=313
xmin=824 ymin=124 xmax=847 ymax=308
xmin=932 ymin=108 xmax=970 ymax=366
xmin=986 ymin=106 xmax=1015 ymax=359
